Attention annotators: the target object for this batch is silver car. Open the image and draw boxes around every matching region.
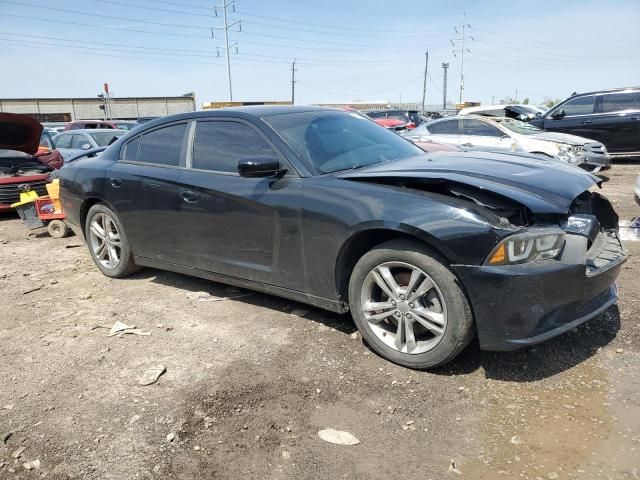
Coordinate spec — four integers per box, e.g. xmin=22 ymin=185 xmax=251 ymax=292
xmin=403 ymin=115 xmax=611 ymax=173
xmin=53 ymin=129 xmax=126 ymax=160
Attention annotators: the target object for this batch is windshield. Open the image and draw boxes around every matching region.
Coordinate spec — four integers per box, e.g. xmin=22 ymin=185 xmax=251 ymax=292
xmin=494 ymin=118 xmax=542 ymax=135
xmin=89 ymin=131 xmax=124 ymax=146
xmin=264 ymin=111 xmax=422 ymax=174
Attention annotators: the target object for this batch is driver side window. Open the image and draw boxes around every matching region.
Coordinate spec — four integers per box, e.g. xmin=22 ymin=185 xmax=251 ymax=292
xmin=71 ymin=135 xmax=89 ymax=149
xmin=559 ymin=95 xmax=595 ymax=116
xmin=54 ymin=134 xmax=72 ymax=149
xmin=462 ymin=119 xmax=503 ymax=137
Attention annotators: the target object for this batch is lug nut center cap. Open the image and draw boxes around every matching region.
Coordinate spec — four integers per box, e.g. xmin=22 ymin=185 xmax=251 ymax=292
xmin=397 ymin=301 xmax=410 ymax=314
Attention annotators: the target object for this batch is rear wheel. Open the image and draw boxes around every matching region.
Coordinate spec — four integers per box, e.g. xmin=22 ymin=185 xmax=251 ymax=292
xmin=85 ymin=203 xmax=140 ymax=278
xmin=348 ymin=240 xmax=474 ymax=369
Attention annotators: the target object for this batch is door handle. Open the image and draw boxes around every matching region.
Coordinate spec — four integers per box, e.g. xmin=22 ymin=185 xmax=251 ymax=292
xmin=581 ymin=120 xmax=593 ymax=124
xmin=182 ymin=191 xmax=199 ymax=203
xmin=462 ymin=143 xmax=474 ymax=147
xmin=109 ymin=177 xmax=123 ymax=188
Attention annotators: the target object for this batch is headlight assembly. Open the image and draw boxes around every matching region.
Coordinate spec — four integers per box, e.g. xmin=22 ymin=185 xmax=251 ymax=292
xmin=486 ymin=228 xmax=565 ymax=265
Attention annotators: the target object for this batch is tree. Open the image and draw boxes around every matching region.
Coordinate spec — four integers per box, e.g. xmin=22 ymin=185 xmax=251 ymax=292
xmin=522 ymin=97 xmax=529 ymax=105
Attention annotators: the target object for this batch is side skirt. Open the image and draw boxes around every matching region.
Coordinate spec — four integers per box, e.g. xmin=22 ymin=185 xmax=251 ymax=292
xmin=133 ymin=256 xmax=349 ymax=314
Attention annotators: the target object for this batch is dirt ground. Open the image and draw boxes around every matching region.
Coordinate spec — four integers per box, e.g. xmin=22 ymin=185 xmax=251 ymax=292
xmin=1 ymin=164 xmax=639 ymax=480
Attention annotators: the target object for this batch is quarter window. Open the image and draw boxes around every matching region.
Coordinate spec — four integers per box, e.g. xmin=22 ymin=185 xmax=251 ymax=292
xmin=463 ymin=119 xmax=503 ymax=137
xmin=559 ymin=95 xmax=595 ymax=116
xmin=135 ymin=123 xmax=187 ymax=166
xmin=192 ymin=121 xmax=276 ymax=173
xmin=428 ymin=119 xmax=460 ymax=135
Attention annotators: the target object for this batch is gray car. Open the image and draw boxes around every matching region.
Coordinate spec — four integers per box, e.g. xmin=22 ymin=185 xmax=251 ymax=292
xmin=54 ymin=129 xmax=126 ymax=160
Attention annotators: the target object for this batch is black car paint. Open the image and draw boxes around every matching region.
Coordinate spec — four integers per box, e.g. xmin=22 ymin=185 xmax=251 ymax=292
xmin=531 ymin=87 xmax=640 ymax=156
xmin=59 ymin=106 xmax=623 ymax=351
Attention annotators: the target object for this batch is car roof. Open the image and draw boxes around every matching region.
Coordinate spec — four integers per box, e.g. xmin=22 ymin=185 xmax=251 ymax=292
xmin=58 ymin=128 xmax=126 ymax=134
xmin=569 ymin=86 xmax=640 ymax=97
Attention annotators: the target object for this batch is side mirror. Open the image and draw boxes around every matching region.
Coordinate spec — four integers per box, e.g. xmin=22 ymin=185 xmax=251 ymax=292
xmin=81 ymin=143 xmax=92 ymax=150
xmin=551 ymin=109 xmax=566 ymax=119
xmin=238 ymin=156 xmax=285 ymax=178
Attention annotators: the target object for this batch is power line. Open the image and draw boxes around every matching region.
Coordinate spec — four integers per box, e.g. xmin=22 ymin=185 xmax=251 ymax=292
xmin=298 ymin=73 xmax=423 ymax=98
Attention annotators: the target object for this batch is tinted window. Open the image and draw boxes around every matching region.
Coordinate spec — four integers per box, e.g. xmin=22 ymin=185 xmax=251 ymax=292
xmin=560 ymin=95 xmax=595 ymax=116
xmin=264 ymin=111 xmax=422 ymax=175
xmin=599 ymin=92 xmax=638 ymax=113
xmin=463 ymin=119 xmax=503 ymax=137
xmin=124 ymin=136 xmax=141 ymax=160
xmin=136 ymin=123 xmax=187 ymax=166
xmin=54 ymin=134 xmax=72 ymax=148
xmin=71 ymin=134 xmax=89 ymax=149
xmin=428 ymin=119 xmax=460 ymax=135
xmin=192 ymin=121 xmax=276 ymax=173
xmin=475 ymin=109 xmax=505 ymax=116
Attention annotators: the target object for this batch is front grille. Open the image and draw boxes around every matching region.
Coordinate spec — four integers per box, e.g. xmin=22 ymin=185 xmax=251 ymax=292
xmin=0 ymin=180 xmax=49 ymax=205
xmin=584 ymin=142 xmax=606 ymax=155
xmin=586 ymin=230 xmax=625 ymax=275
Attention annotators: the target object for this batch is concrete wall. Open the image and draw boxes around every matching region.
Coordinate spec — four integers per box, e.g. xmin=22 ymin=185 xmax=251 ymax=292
xmin=0 ymin=95 xmax=196 ymax=121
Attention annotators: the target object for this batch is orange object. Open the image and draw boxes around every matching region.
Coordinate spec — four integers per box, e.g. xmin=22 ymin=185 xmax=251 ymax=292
xmin=489 ymin=244 xmax=506 ymax=264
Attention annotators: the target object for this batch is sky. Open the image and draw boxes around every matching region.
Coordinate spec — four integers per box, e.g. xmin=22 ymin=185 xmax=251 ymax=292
xmin=0 ymin=0 xmax=639 ymax=108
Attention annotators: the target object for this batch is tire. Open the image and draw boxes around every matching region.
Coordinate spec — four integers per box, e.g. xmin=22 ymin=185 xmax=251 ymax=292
xmin=84 ymin=203 xmax=140 ymax=278
xmin=348 ymin=239 xmax=474 ymax=369
xmin=47 ymin=220 xmax=70 ymax=239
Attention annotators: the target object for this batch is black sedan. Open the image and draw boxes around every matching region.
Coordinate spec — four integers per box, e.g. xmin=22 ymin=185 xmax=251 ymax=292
xmin=59 ymin=106 xmax=625 ymax=369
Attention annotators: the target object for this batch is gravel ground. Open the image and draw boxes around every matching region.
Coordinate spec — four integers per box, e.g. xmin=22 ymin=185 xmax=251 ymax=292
xmin=0 ymin=164 xmax=638 ymax=480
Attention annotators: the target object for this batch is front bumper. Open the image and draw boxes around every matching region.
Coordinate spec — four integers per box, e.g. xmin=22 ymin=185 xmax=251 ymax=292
xmin=452 ymin=232 xmax=625 ymax=351
xmin=575 ymin=152 xmax=611 ymax=171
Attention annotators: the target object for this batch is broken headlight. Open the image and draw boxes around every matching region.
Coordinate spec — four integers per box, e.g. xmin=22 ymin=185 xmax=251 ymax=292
xmin=557 ymin=144 xmax=582 ymax=163
xmin=486 ymin=228 xmax=565 ymax=265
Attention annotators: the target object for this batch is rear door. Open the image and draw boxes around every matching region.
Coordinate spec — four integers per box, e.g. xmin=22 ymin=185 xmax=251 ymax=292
xmin=460 ymin=118 xmax=508 ymax=151
xmin=106 ymin=121 xmax=189 ymax=264
xmin=592 ymin=91 xmax=640 ymax=154
xmin=52 ymin=133 xmax=75 ymax=159
xmin=542 ymin=94 xmax=599 ymax=139
xmin=174 ymin=119 xmax=303 ymax=289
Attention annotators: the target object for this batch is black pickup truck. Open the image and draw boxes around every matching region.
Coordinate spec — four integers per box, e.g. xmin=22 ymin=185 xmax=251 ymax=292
xmin=530 ymin=87 xmax=640 ymax=159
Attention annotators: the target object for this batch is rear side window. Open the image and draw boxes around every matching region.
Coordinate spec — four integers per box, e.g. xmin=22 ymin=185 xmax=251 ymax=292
xmin=560 ymin=95 xmax=595 ymax=116
xmin=428 ymin=119 xmax=460 ymax=135
xmin=134 ymin=123 xmax=187 ymax=166
xmin=192 ymin=121 xmax=276 ymax=173
xmin=463 ymin=119 xmax=503 ymax=137
xmin=599 ymin=92 xmax=638 ymax=113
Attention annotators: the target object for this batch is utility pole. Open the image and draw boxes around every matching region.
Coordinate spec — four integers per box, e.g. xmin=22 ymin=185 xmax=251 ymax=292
xmin=442 ymin=62 xmax=449 ymax=110
xmin=451 ymin=12 xmax=473 ymax=105
xmin=491 ymin=95 xmax=495 ymax=105
xmin=421 ymin=51 xmax=429 ymax=114
xmin=213 ymin=1 xmax=240 ymax=102
xmin=291 ymin=59 xmax=297 ymax=105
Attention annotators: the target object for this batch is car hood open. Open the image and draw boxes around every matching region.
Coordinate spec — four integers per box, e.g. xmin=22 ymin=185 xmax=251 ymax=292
xmin=0 ymin=113 xmax=43 ymax=155
xmin=336 ymin=151 xmax=599 ymax=214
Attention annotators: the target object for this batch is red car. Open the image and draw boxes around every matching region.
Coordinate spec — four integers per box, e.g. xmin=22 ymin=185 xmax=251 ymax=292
xmin=64 ymin=120 xmax=138 ymax=131
xmin=0 ymin=113 xmax=62 ymax=212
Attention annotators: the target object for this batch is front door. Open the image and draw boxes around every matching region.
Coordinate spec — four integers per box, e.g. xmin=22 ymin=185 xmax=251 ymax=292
xmin=174 ymin=119 xmax=303 ymax=290
xmin=593 ymin=92 xmax=640 ymax=154
xmin=542 ymin=94 xmax=599 ymax=140
xmin=460 ymin=118 xmax=509 ymax=152
xmin=106 ymin=121 xmax=190 ymax=264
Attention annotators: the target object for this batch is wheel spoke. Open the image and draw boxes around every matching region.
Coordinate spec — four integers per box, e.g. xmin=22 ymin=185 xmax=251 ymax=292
xmin=96 ymin=242 xmax=108 ymax=260
xmin=108 ymin=245 xmax=119 ymax=265
xmin=373 ymin=266 xmax=400 ymax=299
xmin=412 ymin=307 xmax=446 ymax=335
xmin=363 ymin=300 xmax=397 ymax=324
xmin=90 ymin=222 xmax=105 ymax=239
xmin=404 ymin=319 xmax=417 ymax=353
xmin=404 ymin=269 xmax=422 ymax=298
xmin=407 ymin=276 xmax=434 ymax=303
xmin=394 ymin=316 xmax=405 ymax=351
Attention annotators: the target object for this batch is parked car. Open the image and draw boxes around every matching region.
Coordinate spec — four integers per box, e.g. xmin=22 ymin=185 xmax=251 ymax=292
xmin=0 ymin=113 xmax=58 ymax=212
xmin=64 ymin=120 xmax=138 ymax=131
xmin=410 ymin=139 xmax=463 ymax=153
xmin=530 ymin=87 xmax=640 ymax=159
xmin=54 ymin=129 xmax=126 ymax=160
xmin=59 ymin=106 xmax=625 ymax=369
xmin=364 ymin=110 xmax=420 ymax=131
xmin=137 ymin=116 xmax=160 ymax=124
xmin=458 ymin=104 xmax=546 ymax=121
xmin=404 ymin=115 xmax=611 ymax=172
xmin=37 ymin=130 xmax=64 ymax=170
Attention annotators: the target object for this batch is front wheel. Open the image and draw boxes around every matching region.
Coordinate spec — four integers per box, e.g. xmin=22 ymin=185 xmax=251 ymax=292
xmin=348 ymin=240 xmax=474 ymax=369
xmin=85 ymin=203 xmax=140 ymax=278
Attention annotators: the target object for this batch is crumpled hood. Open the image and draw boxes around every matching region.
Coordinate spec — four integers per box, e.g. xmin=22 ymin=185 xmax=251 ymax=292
xmin=0 ymin=113 xmax=43 ymax=155
xmin=527 ymin=131 xmax=599 ymax=146
xmin=336 ymin=151 xmax=600 ymax=214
